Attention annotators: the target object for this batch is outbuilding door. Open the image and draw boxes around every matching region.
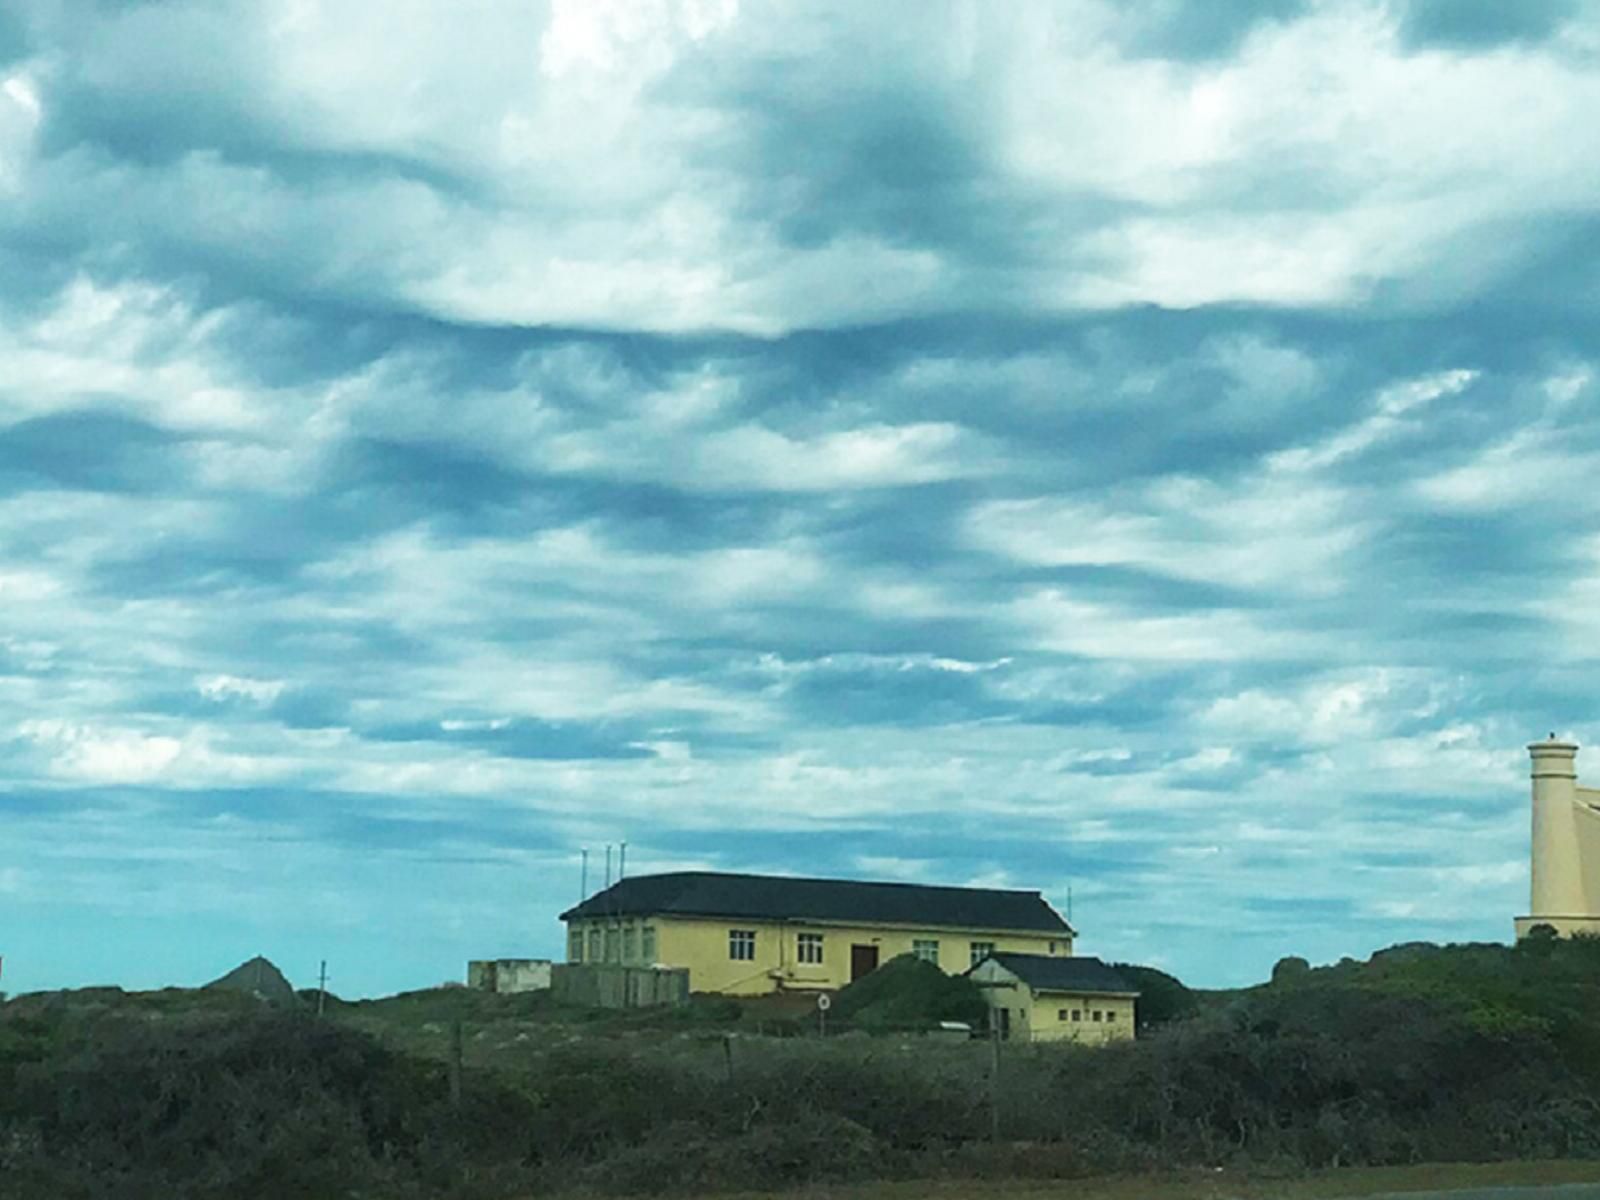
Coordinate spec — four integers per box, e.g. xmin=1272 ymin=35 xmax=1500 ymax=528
xmin=850 ymin=944 xmax=880 ymax=981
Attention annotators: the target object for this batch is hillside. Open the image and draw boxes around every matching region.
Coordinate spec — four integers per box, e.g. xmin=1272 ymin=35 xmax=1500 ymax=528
xmin=6 ymin=938 xmax=1600 ymax=1198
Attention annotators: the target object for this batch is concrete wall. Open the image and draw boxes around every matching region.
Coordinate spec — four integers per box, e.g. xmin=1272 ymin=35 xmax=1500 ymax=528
xmin=467 ymin=959 xmax=552 ymax=993
xmin=551 ymin=963 xmax=689 ymax=1009
xmin=565 ymin=914 xmax=1068 ymax=995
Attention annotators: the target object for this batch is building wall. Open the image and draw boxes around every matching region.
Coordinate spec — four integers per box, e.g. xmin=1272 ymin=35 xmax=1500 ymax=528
xmin=563 ymin=912 xmax=1068 ymax=995
xmin=1020 ymin=989 xmax=1135 ymax=1044
xmin=467 ymin=959 xmax=552 ymax=993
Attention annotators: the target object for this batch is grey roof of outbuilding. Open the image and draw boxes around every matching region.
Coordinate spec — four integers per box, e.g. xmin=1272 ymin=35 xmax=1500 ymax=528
xmin=978 ymin=953 xmax=1138 ymax=995
xmin=560 ymin=871 xmax=1074 ymax=935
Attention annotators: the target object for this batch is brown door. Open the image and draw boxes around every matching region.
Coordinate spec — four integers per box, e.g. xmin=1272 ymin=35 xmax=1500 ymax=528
xmin=850 ymin=944 xmax=879 ymax=981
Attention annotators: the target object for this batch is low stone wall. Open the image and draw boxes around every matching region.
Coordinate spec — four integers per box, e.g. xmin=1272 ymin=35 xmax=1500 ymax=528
xmin=551 ymin=963 xmax=689 ymax=1009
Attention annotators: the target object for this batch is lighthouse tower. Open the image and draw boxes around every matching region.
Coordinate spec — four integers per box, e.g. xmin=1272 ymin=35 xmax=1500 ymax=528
xmin=1516 ymin=738 xmax=1600 ymax=939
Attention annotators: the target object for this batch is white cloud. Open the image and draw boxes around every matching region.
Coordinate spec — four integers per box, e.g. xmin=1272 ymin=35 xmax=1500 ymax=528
xmin=971 ymin=474 xmax=1365 ymax=595
xmin=197 ymin=675 xmax=286 ymax=706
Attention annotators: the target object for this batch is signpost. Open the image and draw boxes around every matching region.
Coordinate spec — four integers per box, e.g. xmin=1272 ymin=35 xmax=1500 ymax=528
xmin=817 ymin=991 xmax=831 ymax=1037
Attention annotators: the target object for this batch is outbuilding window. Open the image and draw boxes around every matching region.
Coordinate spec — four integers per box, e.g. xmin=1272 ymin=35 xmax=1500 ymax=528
xmin=1092 ymin=1010 xmax=1102 ymax=1022
xmin=642 ymin=926 xmax=657 ymax=964
xmin=797 ymin=933 xmax=824 ymax=964
xmin=912 ymin=939 xmax=939 ymax=965
xmin=587 ymin=928 xmax=602 ymax=961
xmin=623 ymin=926 xmax=638 ymax=962
xmin=969 ymin=941 xmax=995 ymax=967
xmin=568 ymin=930 xmax=583 ymax=963
xmin=1058 ymin=1008 xmax=1070 ymax=1021
xmin=1071 ymin=1010 xmax=1082 ymax=1022
xmin=729 ymin=929 xmax=756 ymax=961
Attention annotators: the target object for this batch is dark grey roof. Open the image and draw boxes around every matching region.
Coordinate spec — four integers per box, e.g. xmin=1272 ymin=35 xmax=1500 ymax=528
xmin=978 ymin=953 xmax=1138 ymax=995
xmin=560 ymin=871 xmax=1073 ymax=935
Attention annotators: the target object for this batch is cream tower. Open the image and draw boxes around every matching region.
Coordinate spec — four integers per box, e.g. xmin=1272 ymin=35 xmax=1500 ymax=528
xmin=1516 ymin=738 xmax=1600 ymax=939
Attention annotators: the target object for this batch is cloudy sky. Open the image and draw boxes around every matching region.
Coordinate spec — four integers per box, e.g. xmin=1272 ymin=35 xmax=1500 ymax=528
xmin=4 ymin=0 xmax=1600 ymax=998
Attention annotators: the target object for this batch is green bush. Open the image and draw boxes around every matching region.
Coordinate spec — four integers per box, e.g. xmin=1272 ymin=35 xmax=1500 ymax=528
xmin=14 ymin=938 xmax=1600 ymax=1196
xmin=830 ymin=953 xmax=987 ymax=1030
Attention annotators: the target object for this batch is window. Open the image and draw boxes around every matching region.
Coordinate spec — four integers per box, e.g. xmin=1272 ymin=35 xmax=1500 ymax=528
xmin=1058 ymin=1008 xmax=1070 ymax=1022
xmin=1092 ymin=1010 xmax=1102 ymax=1022
xmin=969 ymin=941 xmax=995 ymax=967
xmin=604 ymin=927 xmax=620 ymax=963
xmin=729 ymin=929 xmax=756 ymax=961
xmin=568 ymin=929 xmax=583 ymax=963
xmin=1106 ymin=1009 xmax=1117 ymax=1022
xmin=623 ymin=925 xmax=638 ymax=962
xmin=587 ymin=928 xmax=602 ymax=961
xmin=642 ymin=926 xmax=657 ymax=964
xmin=797 ymin=933 xmax=824 ymax=964
xmin=912 ymin=939 xmax=939 ymax=965
xmin=1049 ymin=940 xmax=1059 ymax=955
xmin=1071 ymin=1010 xmax=1082 ymax=1022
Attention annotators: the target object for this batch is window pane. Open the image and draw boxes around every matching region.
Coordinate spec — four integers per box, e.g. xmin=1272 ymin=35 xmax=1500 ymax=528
xmin=797 ymin=933 xmax=823 ymax=964
xmin=913 ymin=939 xmax=939 ymax=965
xmin=969 ymin=941 xmax=995 ymax=967
xmin=729 ymin=929 xmax=756 ymax=961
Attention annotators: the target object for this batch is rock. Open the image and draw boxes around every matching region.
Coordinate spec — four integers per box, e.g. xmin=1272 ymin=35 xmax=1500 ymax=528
xmin=204 ymin=956 xmax=299 ymax=1005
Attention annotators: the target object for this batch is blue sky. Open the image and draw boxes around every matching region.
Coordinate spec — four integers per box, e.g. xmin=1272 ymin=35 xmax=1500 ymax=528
xmin=4 ymin=0 xmax=1600 ymax=998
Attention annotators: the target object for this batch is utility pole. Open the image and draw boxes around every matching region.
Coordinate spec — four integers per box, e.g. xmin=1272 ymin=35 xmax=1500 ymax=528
xmin=619 ymin=841 xmax=627 ymax=880
xmin=580 ymin=847 xmax=589 ymax=899
xmin=317 ymin=960 xmax=328 ymax=1017
xmin=604 ymin=844 xmax=612 ymax=889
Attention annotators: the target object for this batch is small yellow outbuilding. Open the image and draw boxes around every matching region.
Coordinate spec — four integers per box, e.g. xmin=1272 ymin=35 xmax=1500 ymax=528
xmin=968 ymin=952 xmax=1138 ymax=1043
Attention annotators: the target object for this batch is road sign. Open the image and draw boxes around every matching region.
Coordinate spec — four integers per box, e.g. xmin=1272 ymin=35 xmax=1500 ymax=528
xmin=816 ymin=993 xmax=831 ymax=1011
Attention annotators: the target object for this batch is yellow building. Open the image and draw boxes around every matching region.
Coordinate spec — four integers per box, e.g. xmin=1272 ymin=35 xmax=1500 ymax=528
xmin=560 ymin=871 xmax=1074 ymax=996
xmin=1517 ymin=738 xmax=1600 ymax=940
xmin=967 ymin=953 xmax=1138 ymax=1043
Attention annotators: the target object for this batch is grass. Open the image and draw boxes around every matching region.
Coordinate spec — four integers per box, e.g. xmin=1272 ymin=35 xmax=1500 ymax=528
xmin=710 ymin=1159 xmax=1600 ymax=1200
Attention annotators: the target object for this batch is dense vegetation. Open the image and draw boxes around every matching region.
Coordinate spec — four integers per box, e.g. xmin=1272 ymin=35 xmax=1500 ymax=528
xmin=5 ymin=938 xmax=1600 ymax=1198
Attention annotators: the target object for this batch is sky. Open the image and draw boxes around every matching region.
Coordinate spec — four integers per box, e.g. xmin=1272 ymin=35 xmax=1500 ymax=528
xmin=4 ymin=0 xmax=1600 ymax=999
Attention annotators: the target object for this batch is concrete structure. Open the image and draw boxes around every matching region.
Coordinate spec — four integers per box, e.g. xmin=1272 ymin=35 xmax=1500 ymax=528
xmin=968 ymin=953 xmax=1137 ymax=1044
xmin=467 ymin=958 xmax=552 ymax=994
xmin=1517 ymin=738 xmax=1600 ymax=939
xmin=551 ymin=963 xmax=689 ymax=1009
xmin=560 ymin=871 xmax=1073 ymax=996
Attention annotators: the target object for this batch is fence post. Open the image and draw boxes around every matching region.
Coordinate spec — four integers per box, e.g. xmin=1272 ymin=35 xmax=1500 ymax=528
xmin=449 ymin=1020 xmax=464 ymax=1109
xmin=990 ymin=1023 xmax=1002 ymax=1141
